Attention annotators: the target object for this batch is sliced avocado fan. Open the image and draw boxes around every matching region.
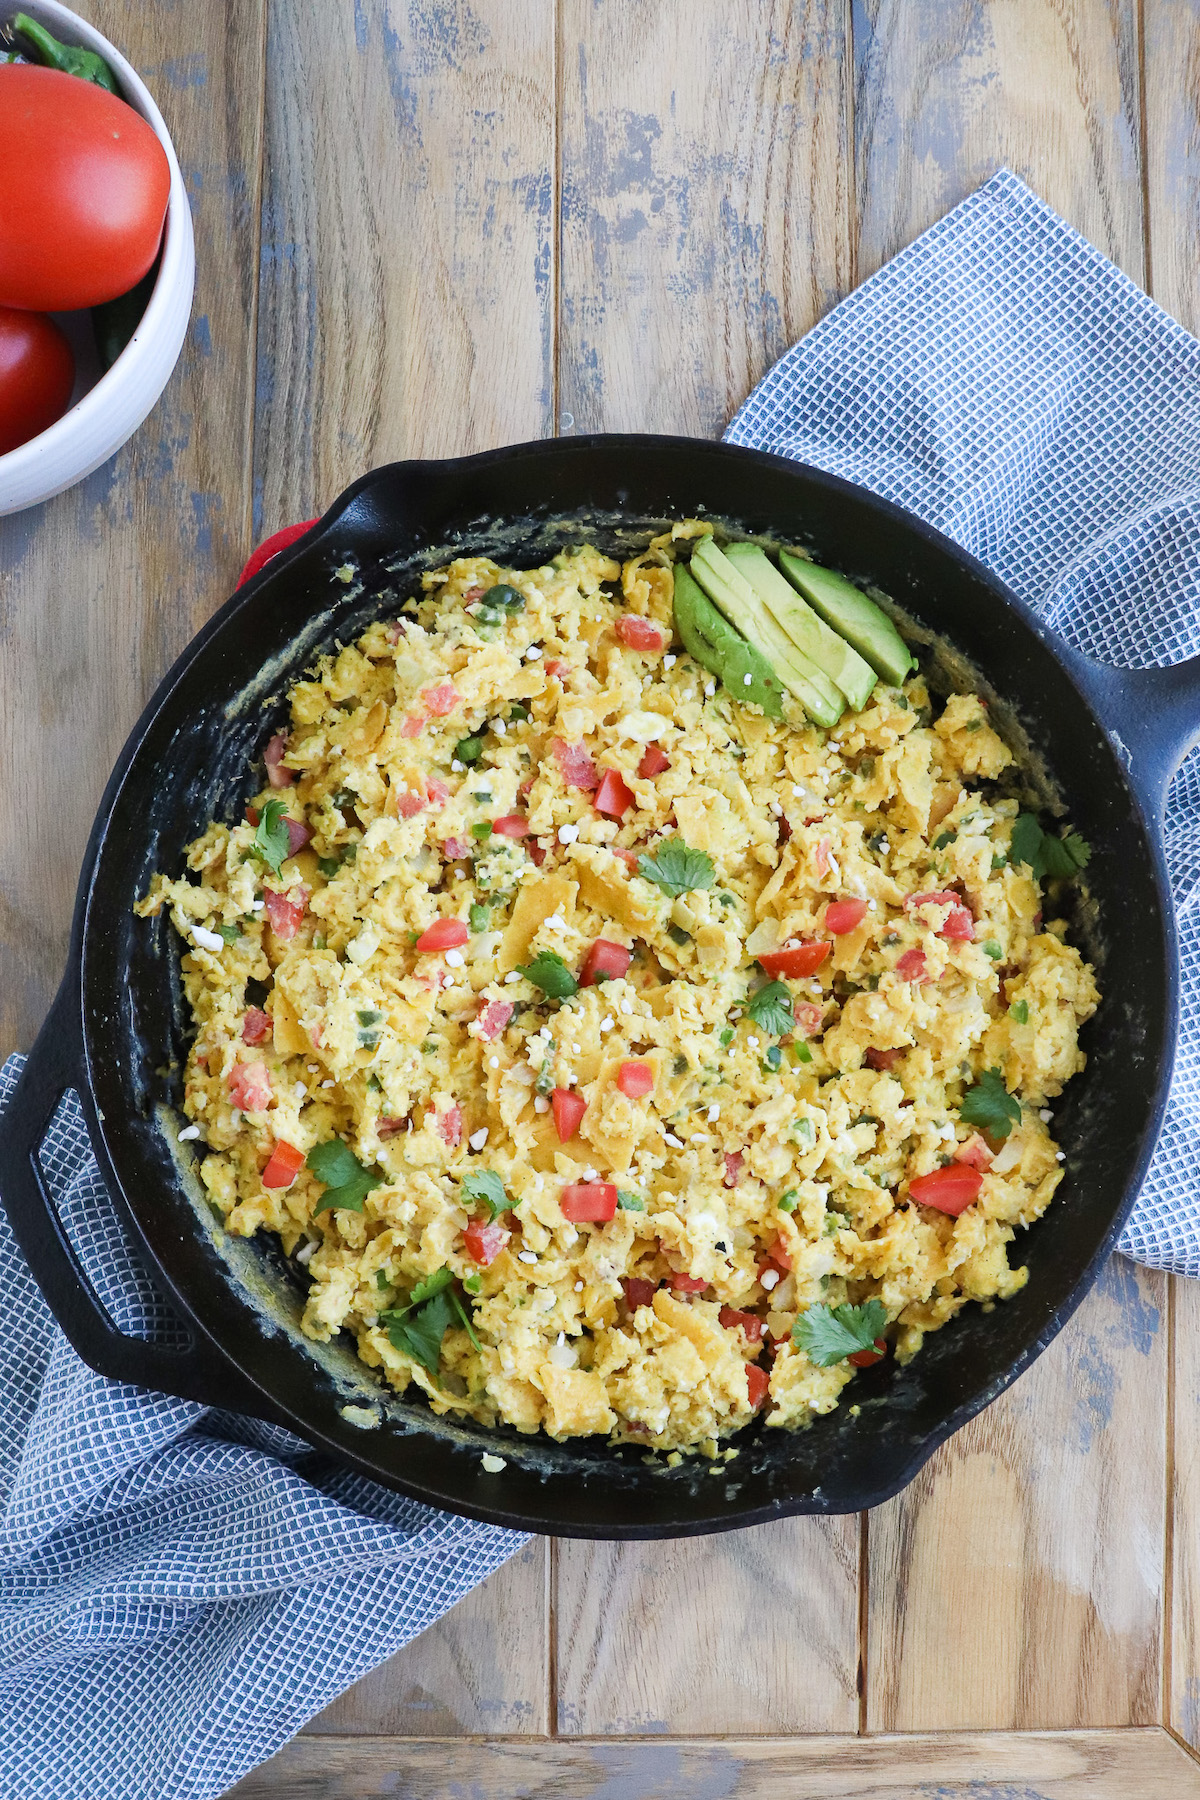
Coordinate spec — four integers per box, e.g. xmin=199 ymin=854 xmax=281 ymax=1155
xmin=673 ymin=564 xmax=783 ymax=717
xmin=689 ymin=538 xmax=844 ymax=727
xmin=723 ymin=542 xmax=877 ymax=712
xmin=778 ymin=549 xmax=915 ymax=686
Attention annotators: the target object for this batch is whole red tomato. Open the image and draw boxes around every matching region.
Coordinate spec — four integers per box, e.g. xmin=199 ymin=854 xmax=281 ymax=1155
xmin=0 ymin=66 xmax=170 ymax=311
xmin=0 ymin=308 xmax=75 ymax=455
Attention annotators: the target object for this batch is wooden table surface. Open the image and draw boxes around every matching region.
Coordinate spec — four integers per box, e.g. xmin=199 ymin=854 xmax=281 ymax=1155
xmin=4 ymin=3 xmax=1200 ymax=1795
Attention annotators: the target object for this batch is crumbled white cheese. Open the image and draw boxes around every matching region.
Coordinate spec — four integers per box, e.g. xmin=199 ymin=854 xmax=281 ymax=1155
xmin=558 ymin=823 xmax=580 ymax=844
xmin=743 ymin=673 xmax=752 ymax=686
xmin=191 ymin=925 xmax=224 ymax=953
xmin=178 ymin=1125 xmax=201 ymax=1141
xmin=761 ymin=1268 xmax=780 ymax=1290
xmin=533 ymin=1096 xmax=550 ymax=1113
xmin=481 ymin=1453 xmax=507 ymax=1472
xmin=525 ymin=646 xmax=542 ymax=660
xmin=518 ymin=1250 xmax=538 ymax=1264
xmin=444 ymin=949 xmax=465 ymax=967
xmin=664 ymin=1133 xmax=684 ymax=1148
xmin=469 ymin=1127 xmax=489 ymax=1150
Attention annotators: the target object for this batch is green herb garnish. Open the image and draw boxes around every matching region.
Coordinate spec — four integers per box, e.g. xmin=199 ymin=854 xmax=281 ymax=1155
xmin=455 ymin=735 xmax=485 ymax=765
xmin=960 ymin=1067 xmax=1021 ymax=1141
xmin=667 ymin=923 xmax=692 ymax=946
xmin=932 ymin=830 xmax=956 ymax=850
xmin=482 ymin=583 xmax=525 ymax=611
xmin=216 ymin=923 xmax=242 ymax=944
xmin=462 ymin=1170 xmax=508 ymax=1219
xmin=617 ymin=1189 xmax=645 ymax=1211
xmin=764 ymin=1045 xmax=783 ymax=1070
xmin=307 ymin=1139 xmax=384 ymax=1213
xmin=777 ymin=1189 xmax=799 ymax=1213
xmin=746 ymin=981 xmax=794 ymax=1037
xmin=791 ymin=1043 xmax=813 ymax=1065
xmin=249 ymin=798 xmax=291 ymax=876
xmin=982 ymin=941 xmax=1002 ymax=960
xmin=357 ymin=1007 xmax=383 ymax=1048
xmin=1009 ymin=1000 xmax=1029 ymax=1024
xmin=719 ymin=1027 xmax=735 ymax=1047
xmin=793 ymin=1298 xmax=888 ymax=1367
xmin=318 ymin=855 xmax=341 ymax=879
xmin=1009 ymin=814 xmax=1091 ymax=883
xmin=468 ymin=903 xmax=490 ymax=932
xmin=636 ymin=837 xmax=716 ymax=898
xmin=471 ymin=821 xmax=493 ymax=841
xmin=517 ymin=950 xmax=578 ymax=999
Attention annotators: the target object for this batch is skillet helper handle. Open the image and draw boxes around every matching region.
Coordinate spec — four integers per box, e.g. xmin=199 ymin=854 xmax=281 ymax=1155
xmin=0 ymin=982 xmax=280 ymax=1418
xmin=1058 ymin=645 xmax=1200 ymax=819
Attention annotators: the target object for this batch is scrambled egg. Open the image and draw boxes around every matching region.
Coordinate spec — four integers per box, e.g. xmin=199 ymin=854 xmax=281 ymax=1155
xmin=137 ymin=529 xmax=1100 ymax=1453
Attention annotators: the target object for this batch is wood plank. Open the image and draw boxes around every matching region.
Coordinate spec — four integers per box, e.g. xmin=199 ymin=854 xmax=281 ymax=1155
xmin=228 ymin=1727 xmax=1200 ymax=1799
xmin=303 ymin=1539 xmax=549 ymax=1736
xmin=854 ymin=0 xmax=1144 ymax=282
xmin=867 ymin=1257 xmax=1167 ymax=1729
xmin=0 ymin=0 xmax=267 ymax=1056
xmin=1171 ymin=1271 xmax=1199 ymax=1747
xmin=555 ymin=1516 xmax=859 ymax=1733
xmin=557 ymin=0 xmax=851 ymax=438
xmin=253 ymin=0 xmax=555 ymax=535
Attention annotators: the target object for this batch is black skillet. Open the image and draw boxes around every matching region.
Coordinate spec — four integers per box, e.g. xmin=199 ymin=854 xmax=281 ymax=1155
xmin=1 ymin=435 xmax=1198 ymax=1540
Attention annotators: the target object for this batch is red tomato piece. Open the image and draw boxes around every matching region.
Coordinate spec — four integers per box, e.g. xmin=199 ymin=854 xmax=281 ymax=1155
xmin=637 ymin=744 xmax=671 ymax=778
xmin=544 ymin=658 xmax=570 ymax=681
xmin=794 ymin=1002 xmax=824 ymax=1037
xmin=719 ymin=1306 xmax=765 ymax=1342
xmin=825 ymin=897 xmax=868 ymax=935
xmin=895 ymin=947 xmax=928 ymax=982
xmin=528 ymin=839 xmax=548 ymax=866
xmin=551 ymin=736 xmax=599 ymax=790
xmin=477 ymin=999 xmax=514 ymax=1041
xmin=263 ymin=887 xmax=307 ymax=942
xmin=611 ymin=846 xmax=640 ymax=869
xmin=848 ymin=1339 xmax=888 ymax=1368
xmin=436 ymin=1103 xmax=462 ymax=1148
xmin=758 ymin=940 xmax=829 ymax=978
xmin=441 ymin=836 xmax=470 ymax=860
xmin=594 ymin=767 xmax=635 ymax=819
xmin=426 ymin=778 xmax=449 ymax=807
xmin=551 ymin=1086 xmax=587 ymax=1142
xmin=420 ymin=681 xmax=461 ymax=715
xmin=745 ymin=1363 xmax=770 ymax=1410
xmin=723 ymin=1151 xmax=744 ymax=1188
xmin=492 ymin=813 xmax=529 ymax=838
xmin=905 ymin=889 xmax=974 ymax=940
xmin=616 ymin=1059 xmax=654 ymax=1098
xmin=953 ymin=1132 xmax=994 ymax=1171
xmin=668 ymin=1272 xmax=708 ymax=1293
xmin=377 ymin=1116 xmax=406 ymax=1137
xmin=580 ymin=939 xmax=631 ymax=986
xmin=262 ymin=1140 xmax=304 ymax=1189
xmin=242 ymin=1008 xmax=272 ymax=1046
xmin=229 ymin=1062 xmax=272 ymax=1112
xmin=464 ymin=1219 xmax=509 ymax=1266
xmin=394 ymin=786 xmax=426 ymax=819
xmin=815 ymin=835 xmax=832 ymax=876
xmin=0 ymin=305 xmax=74 ymax=455
xmin=766 ymin=1232 xmax=793 ymax=1271
xmin=909 ymin=1164 xmax=984 ymax=1214
xmin=264 ymin=733 xmax=293 ymax=789
xmin=284 ymin=817 xmax=312 ymax=857
xmin=615 ymin=614 xmax=666 ymax=651
xmin=560 ymin=1181 xmax=618 ymax=1222
xmin=622 ymin=1277 xmax=658 ymax=1311
xmin=401 ymin=714 xmax=424 ymax=738
xmin=0 ymin=68 xmax=171 ymax=310
xmin=864 ymin=1046 xmax=900 ymax=1071
xmin=416 ymin=917 xmax=469 ymax=953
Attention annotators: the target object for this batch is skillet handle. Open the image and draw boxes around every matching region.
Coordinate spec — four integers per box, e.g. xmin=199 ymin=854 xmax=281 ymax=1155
xmin=0 ymin=982 xmax=286 ymax=1422
xmin=1057 ymin=645 xmax=1200 ymax=818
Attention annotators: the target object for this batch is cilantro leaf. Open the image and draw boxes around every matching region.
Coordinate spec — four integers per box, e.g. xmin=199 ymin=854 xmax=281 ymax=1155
xmin=793 ymin=1298 xmax=888 ymax=1367
xmin=746 ymin=980 xmax=794 ymax=1037
xmin=410 ymin=1265 xmax=455 ymax=1304
xmin=216 ymin=923 xmax=242 ymax=944
xmin=1009 ymin=813 xmax=1091 ymax=883
xmin=386 ymin=1287 xmax=455 ymax=1374
xmin=250 ymin=797 xmax=291 ymax=875
xmin=517 ymin=949 xmax=579 ymax=999
xmin=636 ymin=836 xmax=716 ymax=898
xmin=307 ymin=1139 xmax=384 ymax=1213
xmin=462 ymin=1170 xmax=508 ymax=1219
xmin=959 ymin=1067 xmax=1021 ymax=1140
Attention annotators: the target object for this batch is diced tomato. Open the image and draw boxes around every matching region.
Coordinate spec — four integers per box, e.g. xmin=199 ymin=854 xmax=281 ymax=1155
xmin=794 ymin=1002 xmax=824 ymax=1037
xmin=463 ymin=585 xmax=487 ymax=602
xmin=245 ymin=805 xmax=260 ymax=826
xmin=615 ymin=614 xmax=666 ymax=651
xmin=668 ymin=1272 xmax=708 ymax=1293
xmin=529 ymin=839 xmax=547 ymax=866
xmin=723 ymin=1151 xmax=744 ymax=1188
xmin=758 ymin=940 xmax=829 ymax=978
xmin=616 ymin=1059 xmax=654 ymax=1098
xmin=909 ymin=1164 xmax=983 ymax=1215
xmin=492 ymin=814 xmax=529 ymax=838
xmin=777 ymin=815 xmax=792 ymax=845
xmin=436 ymin=1104 xmax=462 ymax=1148
xmin=594 ymin=767 xmax=636 ymax=819
xmin=895 ymin=947 xmax=928 ymax=982
xmin=262 ymin=1139 xmax=304 ymax=1188
xmin=815 ymin=835 xmax=832 ymax=876
xmin=545 ymin=658 xmax=570 ymax=680
xmin=551 ymin=736 xmax=599 ymax=790
xmin=477 ymin=999 xmax=514 ymax=1041
xmin=905 ymin=890 xmax=974 ymax=940
xmin=263 ymin=887 xmax=307 ymax=942
xmin=464 ymin=1219 xmax=509 ymax=1266
xmin=560 ymin=1181 xmax=618 ymax=1222
xmin=551 ymin=1086 xmax=587 ymax=1142
xmin=426 ymin=778 xmax=449 ymax=807
xmin=825 ymin=897 xmax=868 ymax=934
xmin=229 ymin=1062 xmax=272 ymax=1112
xmin=264 ymin=733 xmax=293 ymax=788
xmin=242 ymin=1008 xmax=272 ymax=1045
xmin=378 ymin=1116 xmax=406 ymax=1137
xmin=416 ymin=917 xmax=470 ymax=953
xmin=395 ymin=786 xmax=427 ymax=819
xmin=441 ymin=836 xmax=470 ymax=860
xmin=580 ymin=939 xmax=631 ymax=986
xmin=745 ymin=1363 xmax=770 ymax=1410
xmin=622 ymin=1276 xmax=658 ymax=1311
xmin=719 ymin=1306 xmax=765 ymax=1342
xmin=954 ymin=1132 xmax=994 ymax=1171
xmin=865 ymin=1046 xmax=900 ymax=1071
xmin=285 ymin=817 xmax=312 ymax=857
xmin=421 ymin=681 xmax=461 ymax=716
xmin=848 ymin=1339 xmax=888 ymax=1368
xmin=401 ymin=713 xmax=424 ymax=738
xmin=766 ymin=1232 xmax=793 ymax=1271
xmin=612 ymin=846 xmax=640 ymax=869
xmin=637 ymin=744 xmax=671 ymax=778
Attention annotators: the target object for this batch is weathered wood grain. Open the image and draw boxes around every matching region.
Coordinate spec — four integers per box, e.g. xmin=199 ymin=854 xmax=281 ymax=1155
xmin=854 ymin=0 xmax=1145 ymax=282
xmin=555 ymin=1515 xmax=859 ymax=1733
xmin=253 ymin=0 xmax=555 ymax=535
xmin=304 ymin=1538 xmax=548 ymax=1736
xmin=557 ymin=0 xmax=851 ymax=438
xmin=228 ymin=1727 xmax=1200 ymax=1798
xmin=867 ymin=1257 xmax=1167 ymax=1729
xmin=0 ymin=0 xmax=267 ymax=1056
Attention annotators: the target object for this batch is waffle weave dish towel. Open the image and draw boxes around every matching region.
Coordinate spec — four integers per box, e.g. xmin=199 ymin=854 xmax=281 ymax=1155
xmin=727 ymin=167 xmax=1200 ymax=1279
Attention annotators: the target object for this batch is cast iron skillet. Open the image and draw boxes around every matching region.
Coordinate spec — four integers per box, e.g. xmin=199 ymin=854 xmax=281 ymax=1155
xmin=2 ymin=436 xmax=1198 ymax=1539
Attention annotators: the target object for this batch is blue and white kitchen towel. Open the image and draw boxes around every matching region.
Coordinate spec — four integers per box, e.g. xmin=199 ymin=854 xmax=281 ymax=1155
xmin=3 ymin=166 xmax=1200 ymax=1800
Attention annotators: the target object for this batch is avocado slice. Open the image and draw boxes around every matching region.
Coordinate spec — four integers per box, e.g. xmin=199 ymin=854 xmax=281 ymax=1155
xmin=778 ymin=549 xmax=915 ymax=686
xmin=723 ymin=542 xmax=877 ymax=712
xmin=673 ymin=564 xmax=783 ymax=717
xmin=689 ymin=538 xmax=844 ymax=727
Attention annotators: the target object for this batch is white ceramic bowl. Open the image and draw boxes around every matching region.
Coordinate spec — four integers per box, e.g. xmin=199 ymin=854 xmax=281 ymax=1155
xmin=0 ymin=0 xmax=195 ymax=515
